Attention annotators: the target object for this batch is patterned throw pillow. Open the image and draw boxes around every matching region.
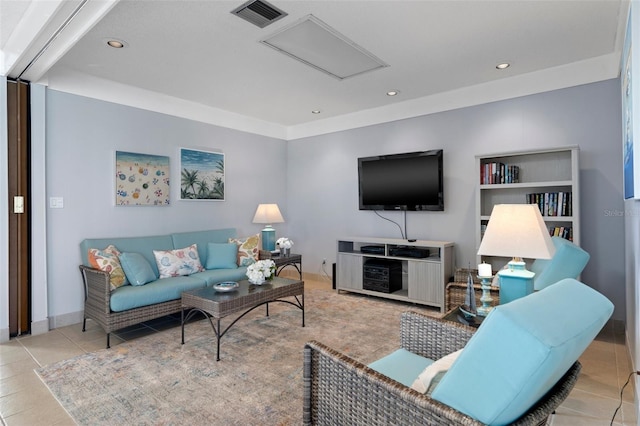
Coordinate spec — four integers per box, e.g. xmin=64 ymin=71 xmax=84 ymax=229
xmin=153 ymin=244 xmax=205 ymax=278
xmin=87 ymin=245 xmax=129 ymax=291
xmin=229 ymin=234 xmax=261 ymax=267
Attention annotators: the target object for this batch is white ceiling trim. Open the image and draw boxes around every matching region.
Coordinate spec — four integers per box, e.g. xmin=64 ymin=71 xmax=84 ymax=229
xmin=43 ymin=66 xmax=289 ymax=140
xmin=287 ymin=52 xmax=622 ymax=140
xmin=1 ymin=0 xmax=65 ymax=76
xmin=42 ymin=52 xmax=620 ymax=142
xmin=16 ymin=0 xmax=120 ymax=82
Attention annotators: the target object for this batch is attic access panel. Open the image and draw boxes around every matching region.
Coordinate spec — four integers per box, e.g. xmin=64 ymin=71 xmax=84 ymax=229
xmin=261 ymin=15 xmax=389 ymax=80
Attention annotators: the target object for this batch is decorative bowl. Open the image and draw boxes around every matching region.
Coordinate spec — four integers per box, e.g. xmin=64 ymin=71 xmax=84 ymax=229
xmin=213 ymin=281 xmax=239 ymax=292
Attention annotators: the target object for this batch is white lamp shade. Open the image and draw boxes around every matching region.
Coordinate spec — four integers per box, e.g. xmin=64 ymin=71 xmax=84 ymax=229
xmin=477 ymin=204 xmax=555 ymax=260
xmin=252 ymin=204 xmax=285 ymax=224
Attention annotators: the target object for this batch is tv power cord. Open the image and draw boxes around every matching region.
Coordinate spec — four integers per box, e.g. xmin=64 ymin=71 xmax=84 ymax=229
xmin=610 ymin=370 xmax=639 ymax=425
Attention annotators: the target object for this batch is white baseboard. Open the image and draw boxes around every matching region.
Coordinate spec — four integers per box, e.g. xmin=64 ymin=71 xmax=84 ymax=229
xmin=0 ymin=327 xmax=9 ymax=343
xmin=49 ymin=310 xmax=84 ymax=329
xmin=31 ymin=318 xmax=49 ymax=336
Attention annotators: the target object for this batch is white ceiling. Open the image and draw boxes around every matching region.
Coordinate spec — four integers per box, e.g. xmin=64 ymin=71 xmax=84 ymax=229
xmin=0 ymin=0 xmax=628 ymax=139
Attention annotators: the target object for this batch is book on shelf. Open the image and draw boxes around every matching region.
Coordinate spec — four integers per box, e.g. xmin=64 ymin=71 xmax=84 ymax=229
xmin=548 ymin=226 xmax=573 ymax=241
xmin=480 ymin=162 xmax=520 ymax=184
xmin=526 ymin=191 xmax=572 ymax=216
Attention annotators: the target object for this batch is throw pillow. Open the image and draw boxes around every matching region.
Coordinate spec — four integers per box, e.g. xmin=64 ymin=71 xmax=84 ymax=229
xmin=119 ymin=252 xmax=157 ymax=286
xmin=153 ymin=244 xmax=205 ymax=278
xmin=411 ymin=349 xmax=463 ymax=395
xmin=229 ymin=234 xmax=260 ymax=267
xmin=206 ymin=243 xmax=239 ymax=270
xmin=87 ymin=245 xmax=129 ymax=291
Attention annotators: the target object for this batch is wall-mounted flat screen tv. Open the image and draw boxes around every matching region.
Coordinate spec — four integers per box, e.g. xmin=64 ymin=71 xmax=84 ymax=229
xmin=358 ymin=149 xmax=444 ymax=211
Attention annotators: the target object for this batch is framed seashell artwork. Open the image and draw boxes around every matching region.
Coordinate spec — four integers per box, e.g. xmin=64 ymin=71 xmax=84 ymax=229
xmin=115 ymin=151 xmax=170 ymax=206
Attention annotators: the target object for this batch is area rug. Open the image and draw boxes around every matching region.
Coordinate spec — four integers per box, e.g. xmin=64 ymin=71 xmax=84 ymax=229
xmin=36 ymin=289 xmax=440 ymax=425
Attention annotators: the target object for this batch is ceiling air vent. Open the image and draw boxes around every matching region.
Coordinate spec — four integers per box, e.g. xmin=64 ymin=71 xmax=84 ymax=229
xmin=231 ymin=0 xmax=288 ymax=28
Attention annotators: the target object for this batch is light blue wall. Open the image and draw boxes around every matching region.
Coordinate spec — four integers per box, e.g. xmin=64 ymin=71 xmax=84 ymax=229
xmin=288 ymin=79 xmax=625 ymax=320
xmin=39 ymin=79 xmax=624 ymax=326
xmin=43 ymin=90 xmax=288 ymax=324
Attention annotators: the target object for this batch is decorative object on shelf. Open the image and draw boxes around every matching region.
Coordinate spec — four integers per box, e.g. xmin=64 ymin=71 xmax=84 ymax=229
xmin=277 ymin=237 xmax=294 ymax=256
xmin=115 ymin=151 xmax=170 ymax=206
xmin=253 ymin=204 xmax=285 ymax=251
xmin=477 ymin=204 xmax=555 ymax=305
xmin=462 ymin=267 xmax=477 ymax=316
xmin=179 ymin=148 xmax=225 ymax=200
xmin=246 ymin=259 xmax=276 ymax=285
xmin=213 ymin=281 xmax=239 ymax=292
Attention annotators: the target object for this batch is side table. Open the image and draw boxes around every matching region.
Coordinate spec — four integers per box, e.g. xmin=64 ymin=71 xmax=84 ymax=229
xmin=441 ymin=306 xmax=485 ymax=328
xmin=260 ymin=251 xmax=302 ymax=279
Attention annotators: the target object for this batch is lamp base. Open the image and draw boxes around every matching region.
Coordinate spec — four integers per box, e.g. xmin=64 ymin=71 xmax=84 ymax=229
xmin=261 ymin=226 xmax=276 ymax=251
xmin=498 ymin=260 xmax=535 ymax=304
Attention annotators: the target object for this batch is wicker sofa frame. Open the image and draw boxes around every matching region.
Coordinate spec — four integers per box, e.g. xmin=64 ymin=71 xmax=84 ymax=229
xmin=303 ymin=311 xmax=580 ymax=425
xmin=80 ymin=265 xmax=184 ymax=348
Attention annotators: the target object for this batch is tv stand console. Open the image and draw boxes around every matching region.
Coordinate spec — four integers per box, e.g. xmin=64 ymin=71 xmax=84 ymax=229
xmin=336 ymin=237 xmax=454 ymax=312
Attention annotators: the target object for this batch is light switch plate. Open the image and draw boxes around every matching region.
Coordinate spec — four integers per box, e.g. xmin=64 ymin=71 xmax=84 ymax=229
xmin=49 ymin=197 xmax=64 ymax=208
xmin=13 ymin=196 xmax=24 ymax=213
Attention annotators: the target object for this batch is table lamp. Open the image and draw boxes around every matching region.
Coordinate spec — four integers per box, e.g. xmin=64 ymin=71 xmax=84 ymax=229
xmin=477 ymin=204 xmax=555 ymax=304
xmin=252 ymin=203 xmax=284 ymax=251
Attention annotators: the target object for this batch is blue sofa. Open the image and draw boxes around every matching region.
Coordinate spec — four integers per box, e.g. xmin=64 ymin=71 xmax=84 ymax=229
xmin=79 ymin=228 xmax=250 ymax=348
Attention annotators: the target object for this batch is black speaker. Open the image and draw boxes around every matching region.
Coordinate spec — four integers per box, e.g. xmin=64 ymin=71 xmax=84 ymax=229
xmin=332 ymin=262 xmax=336 ymax=289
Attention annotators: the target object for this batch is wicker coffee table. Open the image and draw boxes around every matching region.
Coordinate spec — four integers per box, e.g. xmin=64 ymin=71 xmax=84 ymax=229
xmin=181 ymin=277 xmax=304 ymax=361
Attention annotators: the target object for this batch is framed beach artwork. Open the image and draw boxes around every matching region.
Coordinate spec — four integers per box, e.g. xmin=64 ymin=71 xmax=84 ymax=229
xmin=115 ymin=151 xmax=170 ymax=206
xmin=180 ymin=148 xmax=225 ymax=201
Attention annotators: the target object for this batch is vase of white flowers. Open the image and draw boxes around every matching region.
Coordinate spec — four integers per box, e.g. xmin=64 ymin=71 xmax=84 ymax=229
xmin=246 ymin=259 xmax=276 ymax=285
xmin=277 ymin=237 xmax=294 ymax=257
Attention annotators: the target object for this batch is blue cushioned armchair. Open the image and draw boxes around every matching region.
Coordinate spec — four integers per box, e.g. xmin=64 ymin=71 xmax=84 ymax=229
xmin=530 ymin=236 xmax=590 ymax=290
xmin=304 ymin=279 xmax=612 ymax=425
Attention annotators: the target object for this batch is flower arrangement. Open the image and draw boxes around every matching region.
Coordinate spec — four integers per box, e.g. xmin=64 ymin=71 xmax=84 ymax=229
xmin=276 ymin=237 xmax=294 ymax=249
xmin=246 ymin=259 xmax=276 ymax=285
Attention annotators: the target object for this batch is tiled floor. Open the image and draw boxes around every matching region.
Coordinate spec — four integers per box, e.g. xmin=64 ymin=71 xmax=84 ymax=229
xmin=0 ymin=276 xmax=637 ymax=425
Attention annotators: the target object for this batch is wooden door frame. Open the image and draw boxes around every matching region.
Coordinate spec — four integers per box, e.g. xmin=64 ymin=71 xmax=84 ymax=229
xmin=7 ymin=80 xmax=31 ymax=336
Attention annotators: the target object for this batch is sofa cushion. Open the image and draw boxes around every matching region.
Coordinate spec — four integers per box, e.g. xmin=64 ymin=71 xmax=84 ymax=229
xmin=368 ymin=348 xmax=434 ymax=388
xmin=153 ymin=244 xmax=204 ymax=278
xmin=109 ymin=275 xmax=207 ymax=312
xmin=171 ymin=228 xmax=238 ymax=266
xmin=229 ymin=234 xmax=261 ymax=266
xmin=81 ymin=235 xmax=174 ymax=277
xmin=206 ymin=243 xmax=238 ymax=270
xmin=431 ymin=279 xmax=613 ymax=425
xmin=87 ymin=245 xmax=128 ymax=290
xmin=119 ymin=252 xmax=157 ymax=286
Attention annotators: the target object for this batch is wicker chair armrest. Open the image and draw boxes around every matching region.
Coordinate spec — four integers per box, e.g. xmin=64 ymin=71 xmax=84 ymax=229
xmin=303 ymin=340 xmax=482 ymax=426
xmin=400 ymin=311 xmax=475 ymax=360
xmin=79 ymin=265 xmax=111 ymax=315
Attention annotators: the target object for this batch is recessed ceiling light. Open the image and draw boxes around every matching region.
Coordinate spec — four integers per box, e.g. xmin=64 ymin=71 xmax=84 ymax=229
xmin=496 ymin=62 xmax=510 ymax=70
xmin=311 ymin=110 xmax=321 ymax=114
xmin=386 ymin=90 xmax=400 ymax=96
xmin=105 ymin=38 xmax=128 ymax=49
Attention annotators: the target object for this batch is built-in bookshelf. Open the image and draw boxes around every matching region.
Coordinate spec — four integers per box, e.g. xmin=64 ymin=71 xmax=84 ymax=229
xmin=476 ymin=146 xmax=580 ymax=268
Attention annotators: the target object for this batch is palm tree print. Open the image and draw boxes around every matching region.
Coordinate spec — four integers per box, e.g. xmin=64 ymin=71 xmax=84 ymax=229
xmin=180 ymin=149 xmax=225 ymax=200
